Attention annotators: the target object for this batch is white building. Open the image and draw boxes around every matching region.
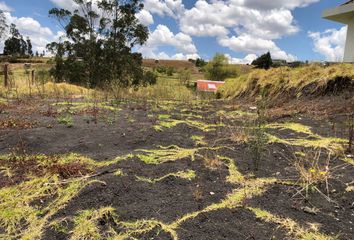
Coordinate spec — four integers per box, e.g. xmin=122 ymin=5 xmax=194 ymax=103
xmin=323 ymin=0 xmax=354 ymax=62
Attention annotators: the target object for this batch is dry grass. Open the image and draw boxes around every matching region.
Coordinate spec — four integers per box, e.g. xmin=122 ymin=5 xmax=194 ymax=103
xmin=219 ymin=64 xmax=354 ymax=99
xmin=110 ymin=77 xmax=196 ymax=102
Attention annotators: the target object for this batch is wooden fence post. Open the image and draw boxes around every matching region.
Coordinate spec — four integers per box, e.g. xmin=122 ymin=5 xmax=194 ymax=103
xmin=4 ymin=64 xmax=8 ymax=87
xmin=31 ymin=69 xmax=35 ymax=85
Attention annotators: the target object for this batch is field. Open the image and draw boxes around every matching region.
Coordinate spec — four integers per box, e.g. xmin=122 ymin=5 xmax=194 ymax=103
xmin=0 ymin=62 xmax=353 ymax=240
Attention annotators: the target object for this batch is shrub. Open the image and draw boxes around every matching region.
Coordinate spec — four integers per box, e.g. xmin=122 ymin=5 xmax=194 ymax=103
xmin=143 ymin=71 xmax=157 ymax=86
xmin=251 ymin=52 xmax=273 ymax=70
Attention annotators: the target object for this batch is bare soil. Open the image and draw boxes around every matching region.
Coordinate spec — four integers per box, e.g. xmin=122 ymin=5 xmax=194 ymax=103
xmin=0 ymin=97 xmax=353 ymax=240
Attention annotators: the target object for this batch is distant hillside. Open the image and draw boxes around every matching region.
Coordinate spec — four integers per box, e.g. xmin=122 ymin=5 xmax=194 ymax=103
xmin=142 ymin=59 xmax=196 ymax=70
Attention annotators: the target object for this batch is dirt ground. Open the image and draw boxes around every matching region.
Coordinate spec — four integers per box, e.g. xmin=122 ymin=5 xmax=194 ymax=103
xmin=0 ymin=97 xmax=353 ymax=240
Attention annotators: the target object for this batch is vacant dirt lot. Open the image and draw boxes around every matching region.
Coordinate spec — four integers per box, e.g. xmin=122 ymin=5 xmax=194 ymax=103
xmin=0 ymin=98 xmax=353 ymax=240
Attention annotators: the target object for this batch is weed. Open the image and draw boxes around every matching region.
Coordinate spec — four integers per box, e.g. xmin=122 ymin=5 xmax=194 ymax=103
xmin=292 ymin=150 xmax=335 ymax=202
xmin=247 ymin=92 xmax=269 ymax=171
xmin=193 ymin=186 xmax=204 ymax=201
xmin=202 ymin=153 xmax=223 ymax=170
xmin=57 ymin=115 xmax=73 ymax=127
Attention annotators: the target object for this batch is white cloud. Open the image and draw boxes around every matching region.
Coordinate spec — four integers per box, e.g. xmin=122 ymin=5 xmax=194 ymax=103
xmin=308 ymin=27 xmax=347 ymax=62
xmin=140 ymin=0 xmax=317 ymax=60
xmin=143 ymin=0 xmax=185 ymax=18
xmin=225 ymin=53 xmax=258 ymax=64
xmin=136 ymin=9 xmax=154 ymax=26
xmin=50 ymin=0 xmax=78 ymax=11
xmin=0 ymin=12 xmax=61 ymax=54
xmin=178 ymin=0 xmax=302 ymax=39
xmin=243 ymin=0 xmax=319 ymax=10
xmin=219 ymin=34 xmax=296 ymax=61
xmin=0 ymin=1 xmax=13 ymax=12
xmin=142 ymin=50 xmax=200 ymax=60
xmin=140 ymin=24 xmax=197 ymax=55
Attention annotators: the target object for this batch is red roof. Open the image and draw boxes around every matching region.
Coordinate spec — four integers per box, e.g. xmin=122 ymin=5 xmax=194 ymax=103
xmin=196 ymin=80 xmax=225 ymax=92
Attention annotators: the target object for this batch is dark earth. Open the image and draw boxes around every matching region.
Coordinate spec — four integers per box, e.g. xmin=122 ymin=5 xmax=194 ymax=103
xmin=0 ymin=97 xmax=353 ymax=240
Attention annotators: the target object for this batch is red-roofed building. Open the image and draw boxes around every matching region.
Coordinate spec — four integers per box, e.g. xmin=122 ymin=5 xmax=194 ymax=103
xmin=196 ymin=80 xmax=225 ymax=92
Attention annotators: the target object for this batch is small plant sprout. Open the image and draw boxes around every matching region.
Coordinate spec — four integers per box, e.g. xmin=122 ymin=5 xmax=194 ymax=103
xmin=57 ymin=115 xmax=73 ymax=127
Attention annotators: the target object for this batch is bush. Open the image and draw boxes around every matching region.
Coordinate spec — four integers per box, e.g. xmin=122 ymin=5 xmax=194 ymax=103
xmin=251 ymin=52 xmax=273 ymax=70
xmin=204 ymin=54 xmax=229 ymax=81
xmin=143 ymin=71 xmax=157 ymax=86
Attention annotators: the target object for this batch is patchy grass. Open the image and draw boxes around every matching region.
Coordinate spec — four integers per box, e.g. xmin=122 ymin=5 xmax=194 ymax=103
xmin=154 ymin=115 xmax=223 ymax=132
xmin=218 ymin=156 xmax=245 ymax=184
xmin=267 ymin=122 xmax=314 ymax=136
xmin=136 ymin=145 xmax=197 ymax=164
xmin=136 ymin=170 xmax=196 ymax=183
xmin=71 ymin=207 xmax=116 ymax=240
xmin=0 ymin=175 xmax=100 ymax=239
xmin=53 ymin=101 xmax=121 ymax=114
xmin=248 ymin=207 xmax=336 ymax=240
xmin=191 ymin=135 xmax=207 ymax=146
xmin=267 ymin=133 xmax=347 ymax=152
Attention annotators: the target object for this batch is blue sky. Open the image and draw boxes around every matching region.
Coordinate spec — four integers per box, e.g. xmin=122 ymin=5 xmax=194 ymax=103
xmin=0 ymin=0 xmax=348 ymax=63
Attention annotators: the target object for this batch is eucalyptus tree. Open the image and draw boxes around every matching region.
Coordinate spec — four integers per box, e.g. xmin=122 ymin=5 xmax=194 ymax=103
xmin=3 ymin=24 xmax=29 ymax=57
xmin=48 ymin=0 xmax=150 ymax=87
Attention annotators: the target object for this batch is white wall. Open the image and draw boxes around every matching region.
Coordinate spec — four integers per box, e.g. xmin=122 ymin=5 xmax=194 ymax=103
xmin=344 ymin=20 xmax=354 ymax=62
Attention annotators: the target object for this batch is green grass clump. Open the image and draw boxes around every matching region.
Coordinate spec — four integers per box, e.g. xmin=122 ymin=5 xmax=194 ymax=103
xmin=136 ymin=170 xmax=196 ymax=183
xmin=154 ymin=117 xmax=223 ymax=132
xmin=137 ymin=145 xmax=197 ymax=165
xmin=71 ymin=207 xmax=116 ymax=240
xmin=217 ymin=156 xmax=245 ymax=183
xmin=57 ymin=115 xmax=73 ymax=127
xmin=267 ymin=122 xmax=314 ymax=136
xmin=267 ymin=133 xmax=347 ymax=152
xmin=191 ymin=135 xmax=207 ymax=146
xmin=54 ymin=101 xmax=121 ymax=114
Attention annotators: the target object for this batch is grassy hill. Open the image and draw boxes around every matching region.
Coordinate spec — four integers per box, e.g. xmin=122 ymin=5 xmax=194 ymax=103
xmin=218 ymin=64 xmax=354 ymax=100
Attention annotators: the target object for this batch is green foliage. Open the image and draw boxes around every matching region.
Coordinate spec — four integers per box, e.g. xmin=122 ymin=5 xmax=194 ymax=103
xmin=178 ymin=68 xmax=192 ymax=85
xmin=57 ymin=115 xmax=73 ymax=127
xmin=248 ymin=96 xmax=268 ymax=171
xmin=251 ymin=52 xmax=273 ymax=70
xmin=143 ymin=71 xmax=158 ymax=86
xmin=204 ymin=54 xmax=239 ymax=81
xmin=195 ymin=58 xmax=207 ymax=68
xmin=204 ymin=53 xmax=229 ymax=81
xmin=166 ymin=67 xmax=175 ymax=76
xmin=47 ymin=0 xmax=149 ymax=88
